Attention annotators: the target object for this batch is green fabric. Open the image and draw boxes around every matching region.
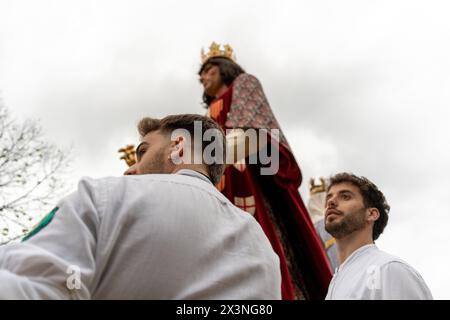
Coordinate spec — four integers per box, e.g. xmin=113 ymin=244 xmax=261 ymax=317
xmin=22 ymin=207 xmax=59 ymax=242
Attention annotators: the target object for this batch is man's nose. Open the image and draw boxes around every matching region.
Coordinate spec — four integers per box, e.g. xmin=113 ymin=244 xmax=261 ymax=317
xmin=326 ymin=196 xmax=337 ymax=209
xmin=124 ymin=164 xmax=138 ymax=175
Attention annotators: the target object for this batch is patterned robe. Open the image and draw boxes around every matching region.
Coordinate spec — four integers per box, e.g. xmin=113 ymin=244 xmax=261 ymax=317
xmin=207 ymin=73 xmax=332 ymax=299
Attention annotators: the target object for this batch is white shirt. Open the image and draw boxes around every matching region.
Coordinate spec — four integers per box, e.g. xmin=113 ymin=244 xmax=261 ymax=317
xmin=0 ymin=170 xmax=281 ymax=299
xmin=325 ymin=244 xmax=433 ymax=300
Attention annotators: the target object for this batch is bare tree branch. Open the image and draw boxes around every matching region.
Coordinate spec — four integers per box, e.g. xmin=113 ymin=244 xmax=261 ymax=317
xmin=0 ymin=101 xmax=73 ymax=245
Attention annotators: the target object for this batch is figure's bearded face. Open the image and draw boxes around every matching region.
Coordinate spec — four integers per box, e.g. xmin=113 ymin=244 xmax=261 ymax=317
xmin=199 ymin=64 xmax=224 ymax=97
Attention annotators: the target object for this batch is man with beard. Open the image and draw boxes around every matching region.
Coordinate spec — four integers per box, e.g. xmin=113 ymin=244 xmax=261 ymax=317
xmin=0 ymin=114 xmax=281 ymax=299
xmin=324 ymin=172 xmax=432 ymax=300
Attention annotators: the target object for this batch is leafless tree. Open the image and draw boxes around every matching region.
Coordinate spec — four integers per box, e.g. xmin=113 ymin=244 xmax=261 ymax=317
xmin=0 ymin=102 xmax=72 ymax=244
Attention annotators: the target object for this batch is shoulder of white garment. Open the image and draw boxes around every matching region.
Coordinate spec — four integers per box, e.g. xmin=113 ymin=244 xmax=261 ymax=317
xmin=361 ymin=248 xmax=434 ymax=300
xmin=368 ymin=247 xmax=429 ymax=274
xmin=72 ymin=172 xmax=230 ymax=208
xmin=63 ymin=176 xmax=107 ymax=219
xmin=379 ymin=260 xmax=433 ymax=299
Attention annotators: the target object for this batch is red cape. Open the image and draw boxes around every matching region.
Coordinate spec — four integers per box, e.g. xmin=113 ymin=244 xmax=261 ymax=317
xmin=208 ymin=73 xmax=332 ymax=299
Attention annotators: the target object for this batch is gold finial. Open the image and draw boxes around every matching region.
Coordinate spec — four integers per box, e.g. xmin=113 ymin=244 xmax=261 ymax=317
xmin=310 ymin=177 xmax=327 ymax=195
xmin=201 ymin=42 xmax=236 ymax=63
xmin=118 ymin=144 xmax=136 ymax=167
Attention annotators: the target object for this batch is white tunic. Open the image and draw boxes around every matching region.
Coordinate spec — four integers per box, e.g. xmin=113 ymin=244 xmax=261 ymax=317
xmin=325 ymin=244 xmax=433 ymax=300
xmin=0 ymin=170 xmax=281 ymax=299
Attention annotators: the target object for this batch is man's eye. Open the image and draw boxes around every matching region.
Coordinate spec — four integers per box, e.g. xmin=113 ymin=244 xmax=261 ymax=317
xmin=137 ymin=149 xmax=146 ymax=159
xmin=342 ymin=194 xmax=351 ymax=200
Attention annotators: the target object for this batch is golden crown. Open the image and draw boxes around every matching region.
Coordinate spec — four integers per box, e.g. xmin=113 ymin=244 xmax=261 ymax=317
xmin=118 ymin=144 xmax=136 ymax=167
xmin=201 ymin=42 xmax=236 ymax=63
xmin=309 ymin=177 xmax=327 ymax=195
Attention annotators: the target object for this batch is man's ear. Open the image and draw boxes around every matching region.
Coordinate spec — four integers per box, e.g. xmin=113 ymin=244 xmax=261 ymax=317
xmin=169 ymin=135 xmax=185 ymax=164
xmin=367 ymin=208 xmax=380 ymax=223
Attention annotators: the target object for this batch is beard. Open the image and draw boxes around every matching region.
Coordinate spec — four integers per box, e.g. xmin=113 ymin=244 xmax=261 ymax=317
xmin=204 ymin=79 xmax=225 ymax=97
xmin=325 ymin=207 xmax=367 ymax=239
xmin=140 ymin=147 xmax=170 ymax=175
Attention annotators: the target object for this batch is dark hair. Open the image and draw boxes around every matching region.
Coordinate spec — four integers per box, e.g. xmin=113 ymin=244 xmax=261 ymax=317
xmin=198 ymin=56 xmax=245 ymax=106
xmin=328 ymin=172 xmax=390 ymax=241
xmin=137 ymin=114 xmax=226 ymax=185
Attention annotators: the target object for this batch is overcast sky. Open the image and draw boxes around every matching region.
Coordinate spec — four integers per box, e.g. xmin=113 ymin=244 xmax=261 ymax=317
xmin=1 ymin=0 xmax=449 ymax=299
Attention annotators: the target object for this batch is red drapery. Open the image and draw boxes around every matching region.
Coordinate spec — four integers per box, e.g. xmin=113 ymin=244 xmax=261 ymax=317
xmin=208 ymin=76 xmax=332 ymax=299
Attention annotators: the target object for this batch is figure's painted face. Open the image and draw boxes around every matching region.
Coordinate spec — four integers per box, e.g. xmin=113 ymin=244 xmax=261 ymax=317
xmin=199 ymin=64 xmax=224 ymax=97
xmin=324 ymin=182 xmax=368 ymax=239
xmin=124 ymin=130 xmax=173 ymax=176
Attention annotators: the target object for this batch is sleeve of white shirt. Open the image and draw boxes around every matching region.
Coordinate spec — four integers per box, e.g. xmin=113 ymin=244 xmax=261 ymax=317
xmin=0 ymin=178 xmax=102 ymax=299
xmin=378 ymin=261 xmax=433 ymax=300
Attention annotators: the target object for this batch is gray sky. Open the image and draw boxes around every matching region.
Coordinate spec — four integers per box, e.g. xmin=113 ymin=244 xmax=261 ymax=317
xmin=1 ymin=0 xmax=449 ymax=298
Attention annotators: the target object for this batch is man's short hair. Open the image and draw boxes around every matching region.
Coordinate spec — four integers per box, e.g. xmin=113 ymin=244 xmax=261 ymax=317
xmin=137 ymin=114 xmax=226 ymax=185
xmin=328 ymin=172 xmax=390 ymax=241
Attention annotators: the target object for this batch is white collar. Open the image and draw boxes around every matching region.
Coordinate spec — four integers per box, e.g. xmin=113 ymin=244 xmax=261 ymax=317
xmin=337 ymin=243 xmax=377 ymax=273
xmin=176 ymin=169 xmax=213 ymax=185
